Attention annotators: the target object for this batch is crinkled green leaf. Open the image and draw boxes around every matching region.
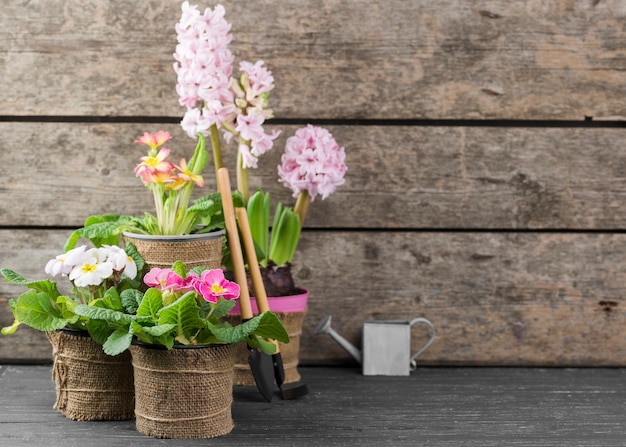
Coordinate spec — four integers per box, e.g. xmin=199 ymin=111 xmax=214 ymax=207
xmin=250 ymin=311 xmax=290 ymax=343
xmin=157 ymin=292 xmax=205 ymax=339
xmin=136 ymin=288 xmax=163 ymax=321
xmin=14 ymin=290 xmax=68 ymax=332
xmin=141 ymin=323 xmax=177 ymax=337
xmin=120 ymin=289 xmax=143 ymax=314
xmin=74 ymin=304 xmax=136 ymax=325
xmin=171 ymin=261 xmax=187 ymax=279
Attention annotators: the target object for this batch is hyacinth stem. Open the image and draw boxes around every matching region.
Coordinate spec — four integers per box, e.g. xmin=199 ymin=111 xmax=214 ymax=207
xmin=293 ymin=190 xmax=311 ymax=228
xmin=209 ymin=124 xmax=223 ymax=189
xmin=237 ymin=151 xmax=250 ymax=203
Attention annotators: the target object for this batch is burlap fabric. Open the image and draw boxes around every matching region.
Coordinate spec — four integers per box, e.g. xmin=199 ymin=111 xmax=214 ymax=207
xmin=227 ymin=310 xmax=306 ymax=386
xmin=130 ymin=343 xmax=235 ymax=439
xmin=123 ymin=232 xmax=223 ymax=270
xmin=46 ymin=330 xmax=135 ymax=421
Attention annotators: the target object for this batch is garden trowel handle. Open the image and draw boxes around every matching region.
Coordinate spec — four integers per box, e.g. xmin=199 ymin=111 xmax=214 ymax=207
xmin=217 ymin=168 xmax=253 ymax=321
xmin=235 ymin=208 xmax=281 ymax=354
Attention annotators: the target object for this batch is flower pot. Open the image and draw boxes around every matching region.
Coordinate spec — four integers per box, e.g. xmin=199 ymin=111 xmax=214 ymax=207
xmin=129 ymin=342 xmax=235 ymax=439
xmin=123 ymin=230 xmax=224 ymax=270
xmin=46 ymin=329 xmax=134 ymax=421
xmin=227 ymin=289 xmax=308 ymax=385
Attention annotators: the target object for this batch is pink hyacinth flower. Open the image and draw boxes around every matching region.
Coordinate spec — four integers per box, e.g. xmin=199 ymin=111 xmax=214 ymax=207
xmin=278 ymin=125 xmax=347 ymax=200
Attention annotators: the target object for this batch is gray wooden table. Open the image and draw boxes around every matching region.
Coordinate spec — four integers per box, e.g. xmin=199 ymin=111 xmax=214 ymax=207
xmin=1 ymin=364 xmax=625 ymax=446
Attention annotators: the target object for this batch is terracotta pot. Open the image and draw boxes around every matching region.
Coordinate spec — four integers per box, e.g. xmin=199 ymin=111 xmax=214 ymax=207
xmin=122 ymin=230 xmax=224 ymax=270
xmin=46 ymin=329 xmax=134 ymax=421
xmin=130 ymin=342 xmax=235 ymax=439
xmin=226 ymin=289 xmax=308 ymax=385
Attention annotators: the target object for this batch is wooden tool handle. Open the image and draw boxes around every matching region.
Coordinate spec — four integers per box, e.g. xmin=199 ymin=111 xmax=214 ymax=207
xmin=236 ymin=207 xmax=280 ymax=353
xmin=235 ymin=207 xmax=269 ymax=313
xmin=217 ymin=168 xmax=253 ymax=321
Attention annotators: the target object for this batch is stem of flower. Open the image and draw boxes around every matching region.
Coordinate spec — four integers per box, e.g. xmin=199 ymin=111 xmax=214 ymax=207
xmin=151 ymin=184 xmax=165 ymax=233
xmin=293 ymin=190 xmax=311 ymax=228
xmin=210 ymin=125 xmax=223 ymax=188
xmin=237 ymin=150 xmax=250 ymax=203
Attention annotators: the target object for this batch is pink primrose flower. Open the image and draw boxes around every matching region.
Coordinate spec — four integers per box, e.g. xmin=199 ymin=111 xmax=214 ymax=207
xmin=135 ymin=131 xmax=172 ymax=150
xmin=175 ymin=158 xmax=205 ymax=187
xmin=278 ymin=125 xmax=347 ymax=200
xmin=144 ymin=268 xmax=185 ymax=292
xmin=134 ymin=147 xmax=176 ymax=183
xmin=190 ymin=269 xmax=240 ymax=303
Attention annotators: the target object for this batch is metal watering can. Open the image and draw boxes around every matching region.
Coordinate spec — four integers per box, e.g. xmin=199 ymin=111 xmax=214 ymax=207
xmin=315 ymin=315 xmax=436 ymax=376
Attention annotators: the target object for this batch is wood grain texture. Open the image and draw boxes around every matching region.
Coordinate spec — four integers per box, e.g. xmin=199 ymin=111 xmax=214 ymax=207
xmin=2 ymin=365 xmax=626 ymax=446
xmin=3 ymin=122 xmax=626 ymax=230
xmin=2 ymin=229 xmax=626 ymax=366
xmin=2 ymin=0 xmax=626 ymax=119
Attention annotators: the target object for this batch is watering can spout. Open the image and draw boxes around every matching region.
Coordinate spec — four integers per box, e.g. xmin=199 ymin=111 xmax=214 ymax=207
xmin=315 ymin=315 xmax=362 ymax=364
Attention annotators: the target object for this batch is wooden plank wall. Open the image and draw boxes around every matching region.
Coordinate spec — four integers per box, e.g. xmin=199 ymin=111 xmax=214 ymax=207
xmin=1 ymin=0 xmax=626 ymax=365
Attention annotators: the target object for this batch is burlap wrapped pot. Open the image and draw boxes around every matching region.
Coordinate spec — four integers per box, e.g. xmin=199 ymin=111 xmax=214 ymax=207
xmin=46 ymin=329 xmax=135 ymax=421
xmin=130 ymin=343 xmax=235 ymax=439
xmin=122 ymin=230 xmax=224 ymax=271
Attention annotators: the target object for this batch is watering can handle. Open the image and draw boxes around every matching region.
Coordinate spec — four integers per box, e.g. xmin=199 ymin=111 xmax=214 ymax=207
xmin=409 ymin=317 xmax=436 ymax=371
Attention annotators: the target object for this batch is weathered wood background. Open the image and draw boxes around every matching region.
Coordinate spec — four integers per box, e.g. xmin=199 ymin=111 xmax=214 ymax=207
xmin=2 ymin=0 xmax=626 ymax=365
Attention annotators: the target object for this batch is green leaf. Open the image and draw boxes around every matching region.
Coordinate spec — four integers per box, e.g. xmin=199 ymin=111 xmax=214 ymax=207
xmin=74 ymin=304 xmax=135 ymax=325
xmin=251 ymin=311 xmax=290 ymax=343
xmin=64 ymin=222 xmax=122 ymax=251
xmin=206 ymin=297 xmax=236 ymax=320
xmin=13 ymin=290 xmax=68 ymax=332
xmin=207 ymin=317 xmax=260 ymax=344
xmin=255 ymin=335 xmax=278 ymax=355
xmin=1 ymin=269 xmax=60 ymax=298
xmin=269 ymin=206 xmax=301 ymax=266
xmin=187 ymin=132 xmax=207 ymax=175
xmin=141 ymin=323 xmax=177 ymax=337
xmin=103 ymin=326 xmax=133 ymax=356
xmin=157 ymin=292 xmax=205 ymax=340
xmin=171 ymin=261 xmax=187 ymax=279
xmin=92 ymin=287 xmax=124 ymax=312
xmin=206 ymin=311 xmax=288 ymax=346
xmin=55 ymin=296 xmax=80 ymax=324
xmin=86 ymin=319 xmax=114 ymax=345
xmin=120 ymin=289 xmax=143 ymax=314
xmin=123 ymin=242 xmax=145 ymax=275
xmin=247 ymin=190 xmax=270 ymax=266
xmin=136 ymin=288 xmax=163 ymax=321
xmin=1 ymin=316 xmax=21 ymax=335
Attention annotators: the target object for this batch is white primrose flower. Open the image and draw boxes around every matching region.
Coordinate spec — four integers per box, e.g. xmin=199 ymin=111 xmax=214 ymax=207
xmin=102 ymin=245 xmax=138 ymax=280
xmin=69 ymin=256 xmax=114 ymax=287
xmin=45 ymin=245 xmax=88 ymax=277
